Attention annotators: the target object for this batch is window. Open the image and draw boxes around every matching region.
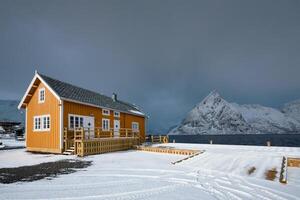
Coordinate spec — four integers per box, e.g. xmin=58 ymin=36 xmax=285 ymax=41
xmin=69 ymin=115 xmax=84 ymax=129
xmin=34 ymin=117 xmax=41 ymax=130
xmin=38 ymin=88 xmax=45 ymax=103
xmin=79 ymin=117 xmax=83 ymax=127
xmin=33 ymin=115 xmax=50 ymax=131
xmin=132 ymin=122 xmax=139 ymax=132
xmin=102 ymin=118 xmax=110 ymax=131
xmin=114 ymin=111 xmax=120 ymax=118
xmin=43 ymin=116 xmax=50 ymax=130
xmin=102 ymin=109 xmax=110 ymax=116
xmin=70 ymin=116 xmax=74 ymax=128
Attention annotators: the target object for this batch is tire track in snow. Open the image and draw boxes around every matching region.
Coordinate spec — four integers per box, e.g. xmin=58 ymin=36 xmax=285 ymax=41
xmin=235 ymin=178 xmax=299 ymax=200
xmin=32 ymin=182 xmax=185 ymax=200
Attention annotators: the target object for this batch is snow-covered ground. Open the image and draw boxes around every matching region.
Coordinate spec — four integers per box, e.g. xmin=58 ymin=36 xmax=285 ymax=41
xmin=0 ymin=138 xmax=25 ymax=149
xmin=0 ymin=149 xmax=72 ymax=168
xmin=1 ymin=144 xmax=300 ymax=200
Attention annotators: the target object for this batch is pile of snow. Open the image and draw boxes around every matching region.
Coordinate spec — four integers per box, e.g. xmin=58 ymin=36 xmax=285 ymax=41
xmin=170 ymin=91 xmax=300 ymax=135
xmin=0 ymin=138 xmax=25 ymax=149
xmin=129 ymin=110 xmax=145 ymax=116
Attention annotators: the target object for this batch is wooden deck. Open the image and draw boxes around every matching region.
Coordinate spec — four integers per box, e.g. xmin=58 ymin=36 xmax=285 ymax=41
xmin=64 ymin=127 xmax=140 ymax=156
xmin=136 ymin=146 xmax=201 ymax=156
xmin=287 ymin=157 xmax=300 ymax=168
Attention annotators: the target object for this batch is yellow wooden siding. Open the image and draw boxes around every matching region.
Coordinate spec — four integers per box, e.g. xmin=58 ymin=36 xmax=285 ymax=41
xmin=63 ymin=101 xmax=145 ymax=141
xmin=26 ymin=81 xmax=61 ymax=153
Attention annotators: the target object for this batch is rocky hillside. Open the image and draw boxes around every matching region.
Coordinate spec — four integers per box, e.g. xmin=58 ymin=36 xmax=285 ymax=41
xmin=282 ymin=100 xmax=300 ymax=123
xmin=169 ymin=92 xmax=300 ymax=135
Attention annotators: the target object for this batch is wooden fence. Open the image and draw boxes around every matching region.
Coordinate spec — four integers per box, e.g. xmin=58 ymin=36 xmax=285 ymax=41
xmin=64 ymin=127 xmax=140 ymax=156
xmin=136 ymin=146 xmax=200 ymax=156
xmin=145 ymin=135 xmax=169 ymax=143
xmin=76 ymin=137 xmax=138 ymax=157
xmin=287 ymin=158 xmax=300 ymax=167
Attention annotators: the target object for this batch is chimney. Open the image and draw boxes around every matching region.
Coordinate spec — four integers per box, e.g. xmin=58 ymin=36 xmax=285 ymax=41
xmin=112 ymin=93 xmax=117 ymax=102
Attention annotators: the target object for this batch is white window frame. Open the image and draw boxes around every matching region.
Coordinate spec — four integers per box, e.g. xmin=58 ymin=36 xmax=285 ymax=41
xmin=38 ymin=88 xmax=45 ymax=103
xmin=33 ymin=115 xmax=50 ymax=132
xmin=34 ymin=116 xmax=41 ymax=131
xmin=102 ymin=109 xmax=110 ymax=116
xmin=114 ymin=111 xmax=120 ymax=118
xmin=102 ymin=118 xmax=110 ymax=131
xmin=132 ymin=122 xmax=139 ymax=132
xmin=68 ymin=114 xmax=84 ymax=130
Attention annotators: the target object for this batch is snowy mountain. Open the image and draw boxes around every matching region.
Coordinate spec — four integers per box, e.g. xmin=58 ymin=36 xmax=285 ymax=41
xmin=169 ymin=92 xmax=300 ymax=135
xmin=169 ymin=91 xmax=258 ymax=135
xmin=233 ymin=104 xmax=300 ymax=134
xmin=0 ymin=100 xmax=24 ymax=123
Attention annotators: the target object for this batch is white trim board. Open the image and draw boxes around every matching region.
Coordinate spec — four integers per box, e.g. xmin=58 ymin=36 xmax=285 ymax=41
xmin=61 ymin=97 xmax=145 ymax=117
xmin=18 ymin=72 xmax=61 ymax=109
xmin=59 ymin=100 xmax=63 ymax=150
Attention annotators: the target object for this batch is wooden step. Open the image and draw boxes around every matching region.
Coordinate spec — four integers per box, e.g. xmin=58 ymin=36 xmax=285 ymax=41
xmin=63 ymin=151 xmax=73 ymax=155
xmin=63 ymin=147 xmax=75 ymax=155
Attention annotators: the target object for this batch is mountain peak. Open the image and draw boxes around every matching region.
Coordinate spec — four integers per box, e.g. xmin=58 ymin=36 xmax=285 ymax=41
xmin=200 ymin=90 xmax=223 ymax=105
xmin=206 ymin=90 xmax=221 ymax=99
xmin=169 ymin=93 xmax=300 ymax=135
xmin=170 ymin=91 xmax=256 ymax=135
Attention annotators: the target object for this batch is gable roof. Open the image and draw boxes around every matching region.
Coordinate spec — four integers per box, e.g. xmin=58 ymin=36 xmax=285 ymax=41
xmin=19 ymin=72 xmax=145 ymax=117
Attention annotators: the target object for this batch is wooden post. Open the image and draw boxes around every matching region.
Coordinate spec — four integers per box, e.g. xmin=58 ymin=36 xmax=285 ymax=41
xmin=74 ymin=141 xmax=77 ymax=155
xmin=110 ymin=129 xmax=113 ymax=138
xmin=125 ymin=129 xmax=128 ymax=137
xmin=73 ymin=128 xmax=76 ymax=144
xmin=81 ymin=127 xmax=84 ymax=140
xmin=210 ymin=140 xmax=213 ymax=144
xmin=151 ymin=135 xmax=154 ymax=143
xmin=97 ymin=128 xmax=100 ymax=138
xmin=88 ymin=128 xmax=90 ymax=139
xmin=64 ymin=128 xmax=67 ymax=151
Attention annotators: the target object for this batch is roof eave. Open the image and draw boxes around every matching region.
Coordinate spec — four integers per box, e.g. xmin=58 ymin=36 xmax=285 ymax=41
xmin=61 ymin=97 xmax=146 ymax=117
xmin=18 ymin=72 xmax=61 ymax=109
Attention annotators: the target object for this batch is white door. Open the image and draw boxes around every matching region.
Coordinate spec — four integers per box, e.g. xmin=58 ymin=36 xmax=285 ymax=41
xmin=84 ymin=116 xmax=94 ymax=139
xmin=114 ymin=120 xmax=120 ymax=137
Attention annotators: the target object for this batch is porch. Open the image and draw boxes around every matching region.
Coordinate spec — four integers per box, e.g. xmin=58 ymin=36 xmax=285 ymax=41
xmin=63 ymin=127 xmax=140 ymax=156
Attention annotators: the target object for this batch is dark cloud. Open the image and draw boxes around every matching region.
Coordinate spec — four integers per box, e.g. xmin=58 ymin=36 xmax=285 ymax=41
xmin=1 ymin=0 xmax=300 ymax=133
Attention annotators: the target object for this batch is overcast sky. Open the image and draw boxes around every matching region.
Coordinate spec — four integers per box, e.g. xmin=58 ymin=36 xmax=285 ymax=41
xmin=1 ymin=0 xmax=300 ymax=132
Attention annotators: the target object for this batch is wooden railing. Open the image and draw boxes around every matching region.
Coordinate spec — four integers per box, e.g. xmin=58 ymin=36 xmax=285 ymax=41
xmin=63 ymin=127 xmax=140 ymax=156
xmin=145 ymin=135 xmax=169 ymax=143
xmin=76 ymin=137 xmax=138 ymax=157
xmin=64 ymin=127 xmax=139 ymax=140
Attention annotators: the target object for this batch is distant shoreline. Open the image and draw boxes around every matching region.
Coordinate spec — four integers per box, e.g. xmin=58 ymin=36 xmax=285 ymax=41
xmin=168 ymin=133 xmax=300 ymax=147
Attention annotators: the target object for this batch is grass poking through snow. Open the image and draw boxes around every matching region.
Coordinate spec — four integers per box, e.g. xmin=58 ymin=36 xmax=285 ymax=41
xmin=265 ymin=167 xmax=278 ymax=181
xmin=248 ymin=166 xmax=256 ymax=175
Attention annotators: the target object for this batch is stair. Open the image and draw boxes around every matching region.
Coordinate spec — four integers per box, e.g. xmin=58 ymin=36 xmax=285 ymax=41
xmin=63 ymin=146 xmax=75 ymax=155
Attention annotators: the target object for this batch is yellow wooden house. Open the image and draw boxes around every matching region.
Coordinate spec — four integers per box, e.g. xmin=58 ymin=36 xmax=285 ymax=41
xmin=18 ymin=71 xmax=146 ymax=155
